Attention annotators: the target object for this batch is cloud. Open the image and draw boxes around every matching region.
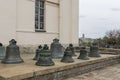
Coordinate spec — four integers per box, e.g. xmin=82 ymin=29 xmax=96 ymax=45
xmin=79 ymin=0 xmax=120 ymax=38
xmin=110 ymin=8 xmax=120 ymax=11
xmin=98 ymin=18 xmax=107 ymax=20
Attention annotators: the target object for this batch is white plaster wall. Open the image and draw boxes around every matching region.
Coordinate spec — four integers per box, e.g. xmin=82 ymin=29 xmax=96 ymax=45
xmin=71 ymin=0 xmax=79 ymax=44
xmin=59 ymin=0 xmax=72 ymax=44
xmin=16 ymin=0 xmax=34 ymax=31
xmin=16 ymin=0 xmax=59 ymax=45
xmin=47 ymin=0 xmax=59 ymax=4
xmin=0 ymin=0 xmax=79 ymax=46
xmin=0 ymin=0 xmax=16 ymax=45
xmin=59 ymin=0 xmax=79 ymax=45
xmin=46 ymin=2 xmax=59 ymax=33
xmin=16 ymin=32 xmax=58 ymax=45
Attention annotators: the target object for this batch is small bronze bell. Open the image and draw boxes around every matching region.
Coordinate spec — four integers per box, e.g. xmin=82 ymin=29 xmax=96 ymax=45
xmin=43 ymin=44 xmax=49 ymax=50
xmin=88 ymin=43 xmax=101 ymax=57
xmin=78 ymin=47 xmax=89 ymax=60
xmin=36 ymin=48 xmax=54 ymax=66
xmin=2 ymin=39 xmax=24 ymax=64
xmin=33 ymin=45 xmax=42 ymax=60
xmin=69 ymin=44 xmax=76 ymax=56
xmin=61 ymin=47 xmax=74 ymax=63
xmin=50 ymin=38 xmax=63 ymax=59
xmin=0 ymin=43 xmax=5 ymax=60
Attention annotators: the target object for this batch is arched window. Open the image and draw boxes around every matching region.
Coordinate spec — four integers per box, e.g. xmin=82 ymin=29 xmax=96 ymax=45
xmin=35 ymin=0 xmax=45 ymax=32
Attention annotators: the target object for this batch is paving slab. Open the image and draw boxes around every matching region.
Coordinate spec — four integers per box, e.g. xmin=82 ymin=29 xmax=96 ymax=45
xmin=66 ymin=64 xmax=120 ymax=80
xmin=0 ymin=53 xmax=119 ymax=80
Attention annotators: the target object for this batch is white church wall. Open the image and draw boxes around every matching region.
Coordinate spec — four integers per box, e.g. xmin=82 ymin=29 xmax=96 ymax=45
xmin=47 ymin=0 xmax=59 ymax=4
xmin=0 ymin=0 xmax=79 ymax=51
xmin=59 ymin=0 xmax=79 ymax=45
xmin=45 ymin=1 xmax=59 ymax=33
xmin=16 ymin=0 xmax=59 ymax=45
xmin=0 ymin=0 xmax=16 ymax=44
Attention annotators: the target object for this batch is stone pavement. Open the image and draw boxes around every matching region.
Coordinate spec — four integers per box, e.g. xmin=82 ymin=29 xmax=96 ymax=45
xmin=66 ymin=64 xmax=120 ymax=80
xmin=0 ymin=53 xmax=119 ymax=80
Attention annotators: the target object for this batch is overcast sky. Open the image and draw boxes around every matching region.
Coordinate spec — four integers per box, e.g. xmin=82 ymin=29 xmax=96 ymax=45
xmin=79 ymin=0 xmax=120 ymax=38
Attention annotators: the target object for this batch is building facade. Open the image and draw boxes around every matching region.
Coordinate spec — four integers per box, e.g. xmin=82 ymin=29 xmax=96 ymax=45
xmin=0 ymin=0 xmax=79 ymax=49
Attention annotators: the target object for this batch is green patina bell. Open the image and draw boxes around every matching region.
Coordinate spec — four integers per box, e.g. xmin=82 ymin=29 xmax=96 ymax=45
xmin=36 ymin=48 xmax=54 ymax=66
xmin=0 ymin=43 xmax=5 ymax=60
xmin=43 ymin=44 xmax=49 ymax=50
xmin=88 ymin=43 xmax=101 ymax=57
xmin=61 ymin=47 xmax=74 ymax=63
xmin=78 ymin=47 xmax=89 ymax=60
xmin=33 ymin=45 xmax=42 ymax=60
xmin=69 ymin=44 xmax=76 ymax=56
xmin=2 ymin=39 xmax=24 ymax=64
xmin=50 ymin=38 xmax=63 ymax=59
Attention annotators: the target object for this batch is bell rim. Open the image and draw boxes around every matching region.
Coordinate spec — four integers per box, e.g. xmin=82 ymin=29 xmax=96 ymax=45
xmin=61 ymin=59 xmax=74 ymax=63
xmin=35 ymin=62 xmax=55 ymax=66
xmin=1 ymin=60 xmax=24 ymax=64
xmin=77 ymin=57 xmax=90 ymax=60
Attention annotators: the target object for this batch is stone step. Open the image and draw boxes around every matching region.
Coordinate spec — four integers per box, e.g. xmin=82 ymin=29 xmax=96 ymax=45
xmin=0 ymin=54 xmax=119 ymax=80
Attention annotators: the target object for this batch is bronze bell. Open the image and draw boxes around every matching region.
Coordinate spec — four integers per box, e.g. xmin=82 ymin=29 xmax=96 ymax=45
xmin=61 ymin=47 xmax=74 ymax=63
xmin=0 ymin=43 xmax=5 ymax=60
xmin=78 ymin=47 xmax=89 ymax=60
xmin=69 ymin=44 xmax=76 ymax=56
xmin=88 ymin=43 xmax=101 ymax=57
xmin=43 ymin=44 xmax=49 ymax=50
xmin=33 ymin=45 xmax=42 ymax=60
xmin=36 ymin=48 xmax=54 ymax=66
xmin=50 ymin=38 xmax=63 ymax=59
xmin=2 ymin=39 xmax=24 ymax=64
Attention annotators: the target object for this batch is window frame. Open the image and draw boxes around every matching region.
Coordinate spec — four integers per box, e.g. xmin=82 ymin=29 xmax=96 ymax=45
xmin=35 ymin=0 xmax=46 ymax=32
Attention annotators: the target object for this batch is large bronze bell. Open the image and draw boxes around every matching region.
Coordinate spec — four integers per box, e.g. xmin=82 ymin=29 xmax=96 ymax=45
xmin=50 ymin=38 xmax=63 ymax=59
xmin=36 ymin=48 xmax=54 ymax=66
xmin=78 ymin=47 xmax=89 ymax=60
xmin=69 ymin=44 xmax=76 ymax=56
xmin=88 ymin=43 xmax=101 ymax=57
xmin=61 ymin=47 xmax=74 ymax=63
xmin=0 ymin=43 xmax=5 ymax=60
xmin=2 ymin=39 xmax=24 ymax=64
xmin=33 ymin=45 xmax=42 ymax=60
